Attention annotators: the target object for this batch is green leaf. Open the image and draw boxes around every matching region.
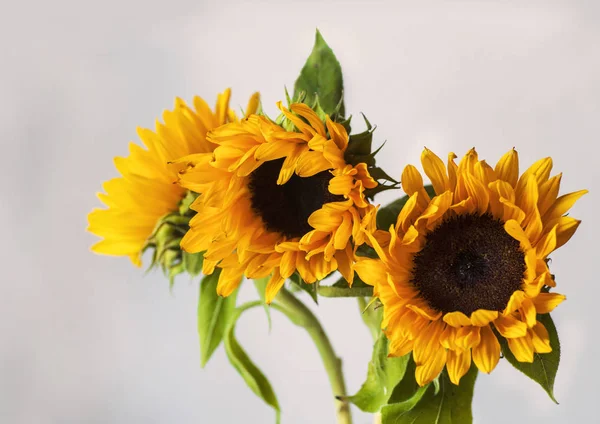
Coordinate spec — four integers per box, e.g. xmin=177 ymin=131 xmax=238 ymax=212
xmin=197 ymin=270 xmax=238 ymax=367
xmin=382 ymin=365 xmax=478 ymax=424
xmin=294 ymin=29 xmax=344 ymax=118
xmin=289 ymin=272 xmax=319 ymax=304
xmin=183 ymin=251 xmax=204 ymax=276
xmin=498 ymin=313 xmax=560 ymax=403
xmin=224 ymin=302 xmax=281 ymax=423
xmin=347 ymin=334 xmax=410 ymax=412
xmin=376 ymin=185 xmax=436 ymax=230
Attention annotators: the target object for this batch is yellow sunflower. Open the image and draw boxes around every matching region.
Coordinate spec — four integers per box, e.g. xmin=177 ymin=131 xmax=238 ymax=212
xmin=88 ymin=89 xmax=259 ymax=266
xmin=356 ymin=147 xmax=586 ymax=386
xmin=176 ymin=102 xmax=378 ymax=303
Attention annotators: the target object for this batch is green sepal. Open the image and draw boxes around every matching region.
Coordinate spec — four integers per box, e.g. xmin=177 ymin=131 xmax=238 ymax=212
xmin=143 ymin=189 xmax=200 ymax=286
xmin=179 ymin=190 xmax=198 ymax=215
xmin=197 ymin=270 xmax=239 ymax=367
xmin=376 ymin=185 xmax=436 ymax=230
xmin=183 ymin=251 xmax=204 ymax=276
xmin=344 ymin=113 xmax=375 ymax=167
xmin=498 ymin=313 xmax=560 ymax=403
xmin=224 ymin=302 xmax=281 ymax=423
xmin=383 ymin=360 xmax=478 ymax=424
xmin=289 ymin=272 xmax=319 ymax=304
xmin=345 ymin=333 xmax=410 ymax=412
xmin=293 ymin=29 xmax=344 ymax=119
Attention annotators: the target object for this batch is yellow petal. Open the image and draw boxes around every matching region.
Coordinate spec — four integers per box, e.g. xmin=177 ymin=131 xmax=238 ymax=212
xmin=415 ymin=347 xmax=447 ymax=386
xmin=516 ymin=157 xmax=553 ymax=198
xmin=216 ymin=267 xmax=244 ymax=297
xmin=401 ymin=165 xmax=430 ymax=208
xmin=503 ymin=290 xmax=525 ymax=315
xmin=265 ymin=268 xmax=285 ymax=304
xmin=295 ymin=151 xmax=332 ymax=177
xmin=548 ymin=216 xmax=581 ymax=250
xmin=472 ymin=325 xmax=500 ymax=373
xmin=507 ymin=333 xmax=534 ymax=362
xmin=519 ymin=298 xmax=537 ymax=328
xmin=279 ymin=251 xmax=297 ymax=279
xmin=494 ymin=314 xmax=527 ymax=338
xmin=421 ymin=147 xmax=449 ymax=195
xmin=504 ymin=220 xmax=532 ymax=250
xmin=446 ymin=349 xmax=472 ymax=385
xmin=535 ymin=224 xmax=557 ymax=259
xmin=538 ymin=174 xmax=562 ymax=216
xmin=455 ymin=326 xmax=481 ymax=350
xmin=530 ymin=321 xmax=552 ymax=353
xmin=244 ymin=92 xmax=260 ymax=117
xmin=413 ymin=320 xmax=445 ymax=365
xmin=440 ymin=325 xmax=458 ymax=349
xmin=308 ymin=208 xmax=343 ymax=232
xmin=470 ymin=310 xmax=498 ymax=327
xmin=443 ymin=311 xmax=472 ymax=328
xmin=447 ymin=152 xmax=458 ymax=189
xmin=354 ymin=259 xmax=386 ymax=287
xmin=290 ymin=103 xmax=326 ymax=136
xmin=494 ymin=148 xmax=519 ymax=188
xmin=543 ymin=189 xmax=588 ymax=222
xmin=532 ymin=293 xmax=566 ymax=314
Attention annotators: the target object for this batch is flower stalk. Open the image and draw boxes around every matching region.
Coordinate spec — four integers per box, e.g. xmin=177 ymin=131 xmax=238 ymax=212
xmin=274 ymin=288 xmax=352 ymax=424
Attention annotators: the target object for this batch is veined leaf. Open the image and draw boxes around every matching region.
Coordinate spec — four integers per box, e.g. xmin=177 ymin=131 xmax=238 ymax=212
xmin=293 ymin=29 xmax=344 ymax=118
xmin=347 ymin=334 xmax=410 ymax=412
xmin=499 ymin=313 xmax=560 ymax=403
xmin=198 ymin=270 xmax=238 ymax=367
xmin=382 ymin=365 xmax=478 ymax=424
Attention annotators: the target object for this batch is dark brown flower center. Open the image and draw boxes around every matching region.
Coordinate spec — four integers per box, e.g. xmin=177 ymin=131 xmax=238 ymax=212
xmin=248 ymin=158 xmax=343 ymax=238
xmin=411 ymin=213 xmax=526 ymax=315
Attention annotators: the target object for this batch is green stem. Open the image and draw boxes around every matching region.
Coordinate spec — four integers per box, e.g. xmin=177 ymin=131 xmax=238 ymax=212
xmin=373 ymin=412 xmax=382 ymax=424
xmin=318 ymin=286 xmax=373 ymax=298
xmin=274 ymin=288 xmax=352 ymax=424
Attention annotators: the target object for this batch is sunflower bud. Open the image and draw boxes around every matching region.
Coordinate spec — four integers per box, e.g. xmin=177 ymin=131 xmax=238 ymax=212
xmin=143 ymin=190 xmax=203 ymax=287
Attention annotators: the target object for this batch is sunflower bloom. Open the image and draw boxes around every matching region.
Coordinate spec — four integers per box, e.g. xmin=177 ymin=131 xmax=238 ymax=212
xmin=356 ymin=148 xmax=586 ymax=386
xmin=88 ymin=89 xmax=259 ymax=266
xmin=176 ymin=102 xmax=378 ymax=303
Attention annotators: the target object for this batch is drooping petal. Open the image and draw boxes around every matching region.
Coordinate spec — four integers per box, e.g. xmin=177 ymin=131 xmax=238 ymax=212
xmin=472 ymin=325 xmax=500 ymax=373
xmin=446 ymin=349 xmax=472 ymax=385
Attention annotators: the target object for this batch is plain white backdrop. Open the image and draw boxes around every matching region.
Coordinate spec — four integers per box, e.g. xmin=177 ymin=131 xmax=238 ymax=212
xmin=1 ymin=1 xmax=598 ymax=423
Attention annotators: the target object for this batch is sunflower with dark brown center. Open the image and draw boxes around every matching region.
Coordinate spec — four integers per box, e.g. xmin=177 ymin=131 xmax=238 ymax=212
xmin=175 ymin=102 xmax=377 ymax=302
xmin=356 ymin=147 xmax=586 ymax=386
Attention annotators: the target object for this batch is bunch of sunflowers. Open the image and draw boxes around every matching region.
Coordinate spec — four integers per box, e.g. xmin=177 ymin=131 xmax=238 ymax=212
xmin=88 ymin=31 xmax=586 ymax=424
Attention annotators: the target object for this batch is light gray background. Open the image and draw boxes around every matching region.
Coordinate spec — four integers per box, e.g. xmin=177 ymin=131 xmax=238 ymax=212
xmin=1 ymin=1 xmax=598 ymax=423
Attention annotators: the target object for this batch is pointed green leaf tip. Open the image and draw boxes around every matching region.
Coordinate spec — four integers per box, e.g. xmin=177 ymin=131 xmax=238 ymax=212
xmin=498 ymin=313 xmax=560 ymax=403
xmin=294 ymin=29 xmax=344 ymax=118
xmin=224 ymin=302 xmax=281 ymax=423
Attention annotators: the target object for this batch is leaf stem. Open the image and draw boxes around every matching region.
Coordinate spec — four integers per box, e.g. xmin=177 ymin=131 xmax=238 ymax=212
xmin=318 ymin=286 xmax=373 ymax=298
xmin=274 ymin=287 xmax=353 ymax=424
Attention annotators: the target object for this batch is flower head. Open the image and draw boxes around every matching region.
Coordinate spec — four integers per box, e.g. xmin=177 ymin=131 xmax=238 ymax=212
xmin=88 ymin=89 xmax=258 ymax=267
xmin=356 ymin=148 xmax=586 ymax=386
xmin=176 ymin=102 xmax=378 ymax=303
